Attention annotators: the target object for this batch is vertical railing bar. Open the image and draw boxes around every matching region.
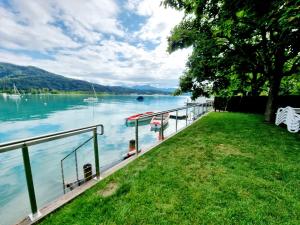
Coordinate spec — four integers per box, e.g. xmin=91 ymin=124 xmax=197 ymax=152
xmin=74 ymin=150 xmax=79 ymax=183
xmin=61 ymin=160 xmax=66 ymax=194
xmin=193 ymin=106 xmax=195 ymax=120
xmin=135 ymin=119 xmax=139 ymax=154
xmin=175 ymin=110 xmax=178 ymax=132
xmin=161 ymin=113 xmax=164 ymax=140
xmin=185 ymin=107 xmax=188 ymax=126
xmin=22 ymin=144 xmax=38 ymax=215
xmin=93 ymin=128 xmax=100 ymax=178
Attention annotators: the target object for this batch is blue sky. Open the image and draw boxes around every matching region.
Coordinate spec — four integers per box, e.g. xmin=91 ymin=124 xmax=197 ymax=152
xmin=0 ymin=0 xmax=191 ymax=87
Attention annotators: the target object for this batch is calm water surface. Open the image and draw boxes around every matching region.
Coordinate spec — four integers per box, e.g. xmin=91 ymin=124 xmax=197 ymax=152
xmin=0 ymin=94 xmax=194 ymax=225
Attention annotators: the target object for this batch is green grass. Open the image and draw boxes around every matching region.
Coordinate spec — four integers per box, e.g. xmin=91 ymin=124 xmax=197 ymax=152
xmin=40 ymin=113 xmax=300 ymax=225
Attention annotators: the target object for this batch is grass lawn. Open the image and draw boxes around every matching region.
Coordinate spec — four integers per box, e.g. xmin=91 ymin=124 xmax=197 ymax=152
xmin=40 ymin=113 xmax=300 ymax=225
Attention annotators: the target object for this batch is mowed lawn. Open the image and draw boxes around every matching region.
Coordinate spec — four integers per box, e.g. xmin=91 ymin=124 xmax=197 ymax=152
xmin=40 ymin=113 xmax=300 ymax=225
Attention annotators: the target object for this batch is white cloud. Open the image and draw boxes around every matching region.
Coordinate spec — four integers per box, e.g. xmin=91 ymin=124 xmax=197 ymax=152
xmin=0 ymin=0 xmax=191 ymax=87
xmin=129 ymin=0 xmax=184 ymax=42
xmin=0 ymin=6 xmax=79 ymax=51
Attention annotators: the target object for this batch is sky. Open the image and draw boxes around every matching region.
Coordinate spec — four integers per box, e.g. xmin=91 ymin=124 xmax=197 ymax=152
xmin=0 ymin=0 xmax=191 ymax=87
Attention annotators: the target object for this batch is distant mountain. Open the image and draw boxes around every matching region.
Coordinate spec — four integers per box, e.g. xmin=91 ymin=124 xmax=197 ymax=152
xmin=131 ymin=85 xmax=176 ymax=94
xmin=0 ymin=62 xmax=168 ymax=94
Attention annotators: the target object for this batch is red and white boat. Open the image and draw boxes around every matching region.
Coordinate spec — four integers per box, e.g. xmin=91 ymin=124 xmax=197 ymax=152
xmin=126 ymin=112 xmax=154 ymax=125
xmin=150 ymin=113 xmax=170 ymax=129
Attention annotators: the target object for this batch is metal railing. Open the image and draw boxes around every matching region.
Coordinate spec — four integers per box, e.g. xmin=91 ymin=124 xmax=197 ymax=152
xmin=133 ymin=102 xmax=213 ymax=153
xmin=0 ymin=124 xmax=104 ymax=221
xmin=0 ymin=101 xmax=213 ymax=223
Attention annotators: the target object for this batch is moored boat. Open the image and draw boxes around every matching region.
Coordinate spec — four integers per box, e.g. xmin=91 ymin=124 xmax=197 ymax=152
xmin=136 ymin=96 xmax=144 ymax=101
xmin=150 ymin=113 xmax=170 ymax=129
xmin=83 ymin=97 xmax=98 ymax=103
xmin=126 ymin=112 xmax=154 ymax=125
xmin=8 ymin=84 xmax=21 ymax=100
xmin=83 ymin=84 xmax=98 ymax=103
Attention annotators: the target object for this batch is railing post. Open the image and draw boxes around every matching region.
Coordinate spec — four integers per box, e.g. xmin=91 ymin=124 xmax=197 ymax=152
xmin=61 ymin=160 xmax=66 ymax=194
xmin=74 ymin=151 xmax=79 ymax=183
xmin=185 ymin=107 xmax=188 ymax=126
xmin=22 ymin=144 xmax=38 ymax=217
xmin=161 ymin=113 xmax=164 ymax=140
xmin=175 ymin=110 xmax=178 ymax=132
xmin=193 ymin=106 xmax=195 ymax=120
xmin=93 ymin=128 xmax=100 ymax=178
xmin=135 ymin=119 xmax=139 ymax=154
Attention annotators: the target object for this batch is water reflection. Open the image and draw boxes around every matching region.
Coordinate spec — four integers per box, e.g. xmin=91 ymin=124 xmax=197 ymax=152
xmin=0 ymin=94 xmax=188 ymax=225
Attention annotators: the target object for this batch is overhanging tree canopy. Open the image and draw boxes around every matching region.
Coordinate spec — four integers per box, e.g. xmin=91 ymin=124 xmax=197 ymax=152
xmin=163 ymin=0 xmax=300 ymax=121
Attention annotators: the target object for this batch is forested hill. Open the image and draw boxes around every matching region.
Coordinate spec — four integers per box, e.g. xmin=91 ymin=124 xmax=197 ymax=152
xmin=0 ymin=62 xmax=168 ymax=94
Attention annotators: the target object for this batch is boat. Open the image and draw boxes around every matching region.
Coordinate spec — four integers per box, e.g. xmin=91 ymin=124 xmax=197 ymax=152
xmin=9 ymin=84 xmax=21 ymax=100
xmin=83 ymin=84 xmax=98 ymax=103
xmin=150 ymin=113 xmax=170 ymax=129
xmin=125 ymin=112 xmax=154 ymax=125
xmin=170 ymin=114 xmax=187 ymax=120
xmin=136 ymin=96 xmax=144 ymax=101
xmin=2 ymin=93 xmax=8 ymax=98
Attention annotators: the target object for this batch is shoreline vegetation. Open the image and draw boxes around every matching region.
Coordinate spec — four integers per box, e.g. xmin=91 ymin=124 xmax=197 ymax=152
xmin=38 ymin=113 xmax=300 ymax=225
xmin=0 ymin=89 xmax=173 ymax=96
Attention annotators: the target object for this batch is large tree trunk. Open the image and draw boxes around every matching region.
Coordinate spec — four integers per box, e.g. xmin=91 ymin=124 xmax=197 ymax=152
xmin=264 ymin=74 xmax=282 ymax=122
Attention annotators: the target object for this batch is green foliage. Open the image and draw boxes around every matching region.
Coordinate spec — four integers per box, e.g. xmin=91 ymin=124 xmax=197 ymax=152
xmin=40 ymin=113 xmax=300 ymax=225
xmin=280 ymin=74 xmax=300 ymax=95
xmin=163 ymin=0 xmax=300 ymax=120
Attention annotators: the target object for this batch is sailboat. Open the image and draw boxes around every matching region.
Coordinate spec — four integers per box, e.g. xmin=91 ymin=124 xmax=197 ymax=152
xmin=83 ymin=84 xmax=98 ymax=103
xmin=9 ymin=84 xmax=21 ymax=100
xmin=1 ymin=77 xmax=8 ymax=99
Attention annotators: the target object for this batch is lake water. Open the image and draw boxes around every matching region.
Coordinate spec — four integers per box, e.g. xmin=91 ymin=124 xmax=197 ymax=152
xmin=0 ymin=94 xmax=197 ymax=225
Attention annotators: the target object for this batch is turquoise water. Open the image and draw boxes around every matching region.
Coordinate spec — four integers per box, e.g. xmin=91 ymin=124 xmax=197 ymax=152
xmin=0 ymin=94 xmax=192 ymax=225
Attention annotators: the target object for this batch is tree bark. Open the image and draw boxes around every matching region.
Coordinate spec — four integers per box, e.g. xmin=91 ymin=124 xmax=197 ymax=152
xmin=264 ymin=74 xmax=282 ymax=122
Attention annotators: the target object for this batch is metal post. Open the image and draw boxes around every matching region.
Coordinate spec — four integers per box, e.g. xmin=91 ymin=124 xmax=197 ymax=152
xmin=175 ymin=110 xmax=178 ymax=132
xmin=93 ymin=128 xmax=100 ymax=178
xmin=74 ymin=150 xmax=79 ymax=183
xmin=161 ymin=113 xmax=164 ymax=140
xmin=193 ymin=106 xmax=195 ymax=120
xmin=185 ymin=107 xmax=188 ymax=126
xmin=22 ymin=144 xmax=38 ymax=215
xmin=135 ymin=119 xmax=139 ymax=154
xmin=61 ymin=160 xmax=66 ymax=194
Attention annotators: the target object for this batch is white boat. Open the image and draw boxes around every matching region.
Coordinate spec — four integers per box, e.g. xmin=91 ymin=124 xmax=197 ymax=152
xmin=83 ymin=97 xmax=98 ymax=103
xmin=125 ymin=112 xmax=154 ymax=126
xmin=150 ymin=113 xmax=170 ymax=129
xmin=9 ymin=84 xmax=21 ymax=100
xmin=83 ymin=84 xmax=98 ymax=103
xmin=2 ymin=93 xmax=8 ymax=98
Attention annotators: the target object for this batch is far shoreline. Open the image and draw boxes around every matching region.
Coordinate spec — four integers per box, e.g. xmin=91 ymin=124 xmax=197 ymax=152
xmin=0 ymin=90 xmax=178 ymax=97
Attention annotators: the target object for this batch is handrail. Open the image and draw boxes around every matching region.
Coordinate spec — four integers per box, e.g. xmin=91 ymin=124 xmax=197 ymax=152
xmin=0 ymin=124 xmax=104 ymax=153
xmin=0 ymin=123 xmax=104 ymax=221
xmin=138 ymin=103 xmax=208 ymax=120
xmin=0 ymin=102 xmax=213 ymax=223
xmin=134 ymin=102 xmax=212 ymax=153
